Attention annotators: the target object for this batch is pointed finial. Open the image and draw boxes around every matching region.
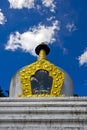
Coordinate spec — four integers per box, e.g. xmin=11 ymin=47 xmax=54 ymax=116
xmin=35 ymin=43 xmax=50 ymax=60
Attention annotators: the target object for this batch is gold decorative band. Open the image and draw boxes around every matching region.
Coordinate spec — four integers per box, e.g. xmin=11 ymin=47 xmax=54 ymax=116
xmin=19 ymin=59 xmax=65 ymax=97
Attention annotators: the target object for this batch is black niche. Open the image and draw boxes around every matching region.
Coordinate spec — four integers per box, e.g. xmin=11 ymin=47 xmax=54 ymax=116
xmin=30 ymin=70 xmax=53 ymax=94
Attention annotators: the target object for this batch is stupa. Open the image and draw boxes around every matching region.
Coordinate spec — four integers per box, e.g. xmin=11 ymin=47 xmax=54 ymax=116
xmin=10 ymin=43 xmax=73 ymax=97
xmin=0 ymin=43 xmax=87 ymax=130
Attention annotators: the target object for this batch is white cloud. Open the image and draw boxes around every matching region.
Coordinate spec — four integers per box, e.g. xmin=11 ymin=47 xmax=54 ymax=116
xmin=47 ymin=16 xmax=55 ymax=21
xmin=8 ymin=0 xmax=56 ymax=12
xmin=42 ymin=0 xmax=55 ymax=12
xmin=78 ymin=48 xmax=87 ymax=66
xmin=66 ymin=22 xmax=77 ymax=32
xmin=0 ymin=9 xmax=6 ymax=25
xmin=8 ymin=0 xmax=34 ymax=9
xmin=5 ymin=20 xmax=60 ymax=55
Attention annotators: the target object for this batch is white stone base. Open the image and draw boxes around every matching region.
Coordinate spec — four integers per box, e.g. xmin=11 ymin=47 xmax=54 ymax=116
xmin=0 ymin=97 xmax=87 ymax=130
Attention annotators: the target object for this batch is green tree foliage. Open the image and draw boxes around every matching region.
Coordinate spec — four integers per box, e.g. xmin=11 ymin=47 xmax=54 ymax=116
xmin=0 ymin=86 xmax=9 ymax=97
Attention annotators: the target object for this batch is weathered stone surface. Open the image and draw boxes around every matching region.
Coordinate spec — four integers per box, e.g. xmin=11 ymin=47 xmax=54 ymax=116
xmin=0 ymin=97 xmax=87 ymax=130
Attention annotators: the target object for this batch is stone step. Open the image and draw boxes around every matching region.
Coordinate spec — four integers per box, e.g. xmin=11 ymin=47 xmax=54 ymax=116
xmin=0 ymin=97 xmax=87 ymax=130
xmin=0 ymin=97 xmax=87 ymax=102
xmin=0 ymin=106 xmax=87 ymax=111
xmin=0 ymin=126 xmax=87 ymax=130
xmin=0 ymin=114 xmax=87 ymax=121
xmin=0 ymin=97 xmax=87 ymax=107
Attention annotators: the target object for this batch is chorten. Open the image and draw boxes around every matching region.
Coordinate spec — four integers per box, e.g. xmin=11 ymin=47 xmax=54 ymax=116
xmin=9 ymin=43 xmax=73 ymax=97
xmin=0 ymin=43 xmax=87 ymax=130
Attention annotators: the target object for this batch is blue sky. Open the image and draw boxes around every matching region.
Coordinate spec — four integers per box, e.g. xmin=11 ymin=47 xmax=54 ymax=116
xmin=0 ymin=0 xmax=87 ymax=96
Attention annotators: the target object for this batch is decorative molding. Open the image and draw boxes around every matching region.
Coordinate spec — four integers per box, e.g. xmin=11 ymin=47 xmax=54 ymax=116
xmin=19 ymin=59 xmax=64 ymax=97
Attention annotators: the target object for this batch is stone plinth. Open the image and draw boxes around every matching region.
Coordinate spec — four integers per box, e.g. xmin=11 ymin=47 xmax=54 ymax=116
xmin=0 ymin=97 xmax=87 ymax=130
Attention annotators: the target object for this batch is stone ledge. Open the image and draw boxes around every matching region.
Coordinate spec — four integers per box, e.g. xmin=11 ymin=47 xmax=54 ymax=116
xmin=0 ymin=97 xmax=87 ymax=130
xmin=0 ymin=97 xmax=87 ymax=102
xmin=0 ymin=127 xmax=87 ymax=130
